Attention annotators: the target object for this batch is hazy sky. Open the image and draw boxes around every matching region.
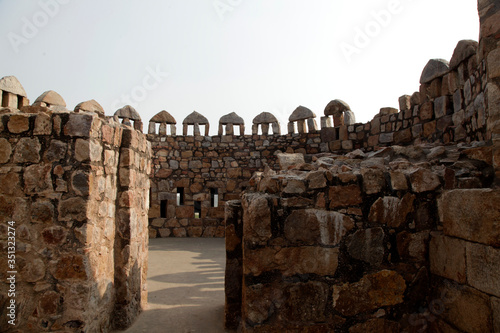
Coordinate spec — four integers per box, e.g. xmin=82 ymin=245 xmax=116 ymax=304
xmin=0 ymin=0 xmax=479 ymax=134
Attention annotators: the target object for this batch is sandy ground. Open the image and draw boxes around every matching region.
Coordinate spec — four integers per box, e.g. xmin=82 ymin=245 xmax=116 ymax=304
xmin=115 ymin=238 xmax=235 ymax=333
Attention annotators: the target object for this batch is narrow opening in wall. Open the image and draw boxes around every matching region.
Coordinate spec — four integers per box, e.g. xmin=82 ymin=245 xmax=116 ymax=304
xmin=234 ymin=126 xmax=240 ymax=136
xmin=160 ymin=200 xmax=167 ymax=218
xmin=149 ymin=188 xmax=152 ymax=207
xmin=177 ymin=187 xmax=184 ymax=206
xmin=17 ymin=95 xmax=23 ymax=109
xmin=335 ymin=127 xmax=340 ymax=140
xmin=211 ymin=188 xmax=219 ymax=207
xmin=194 ymin=201 xmax=201 ymax=218
xmin=199 ymin=125 xmax=206 ymax=136
xmin=155 ymin=123 xmax=160 ymax=134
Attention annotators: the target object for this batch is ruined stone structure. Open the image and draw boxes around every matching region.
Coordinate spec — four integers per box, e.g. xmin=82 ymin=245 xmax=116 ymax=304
xmin=0 ymin=1 xmax=499 ymax=332
xmin=0 ymin=86 xmax=151 ymax=332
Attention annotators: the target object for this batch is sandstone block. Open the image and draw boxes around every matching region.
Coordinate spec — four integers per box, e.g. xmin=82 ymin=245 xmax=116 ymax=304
xmin=42 ymin=226 xmax=68 ymax=245
xmin=333 ymin=270 xmax=406 ymax=316
xmin=361 ymin=168 xmax=385 ymax=194
xmin=408 ymin=168 xmax=441 ymax=193
xmin=24 ymin=164 xmax=53 ymax=194
xmin=419 ymin=101 xmax=434 ymax=121
xmin=389 ymin=171 xmax=408 ymax=190
xmin=34 ymin=112 xmax=52 ymax=135
xmin=347 ymin=228 xmax=385 ymax=265
xmin=0 ymin=138 xmax=12 ymax=163
xmin=44 ymin=140 xmax=67 ymax=162
xmin=64 ymin=113 xmax=93 ymax=137
xmin=0 ymin=172 xmax=22 ymax=196
xmin=420 ymin=59 xmax=450 ymax=84
xmin=31 ymin=200 xmax=55 ymax=224
xmin=368 ymin=193 xmax=414 ymax=228
xmin=244 ymin=246 xmax=339 ymax=277
xmin=53 ymin=255 xmax=87 ymax=280
xmin=19 ymin=257 xmax=46 ymax=283
xmin=438 ymin=282 xmax=493 ymax=333
xmin=175 ymin=206 xmax=194 ymax=219
xmin=74 ymin=139 xmax=90 ymax=162
xmin=439 ymin=189 xmax=500 ymax=247
xmin=7 ymin=114 xmax=30 ymax=133
xmin=242 ymin=193 xmax=272 ymax=245
xmin=59 ymin=197 xmax=87 ymax=222
xmin=282 ymin=282 xmax=329 ymax=323
xmin=13 ymin=137 xmax=41 ymax=163
xmin=277 ymin=153 xmax=305 ymax=170
xmin=429 ymin=233 xmax=467 ymax=283
xmin=283 ymin=178 xmax=306 ymax=194
xmin=396 ymin=231 xmax=429 ymax=262
xmin=487 ymin=48 xmax=500 ymax=79
xmin=466 ymin=242 xmax=500 ymax=297
xmin=329 ymin=184 xmax=363 ymax=208
xmin=284 ymin=209 xmax=354 ymax=246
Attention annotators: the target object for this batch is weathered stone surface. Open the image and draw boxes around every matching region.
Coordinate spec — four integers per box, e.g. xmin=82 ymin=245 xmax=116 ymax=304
xmin=115 ymin=105 xmax=141 ymax=120
xmin=349 ymin=319 xmax=400 ymax=333
xmin=150 ymin=110 xmax=176 ymax=123
xmin=243 ymin=283 xmax=280 ymax=325
xmin=347 ymin=228 xmax=385 ymax=265
xmin=0 ymin=138 xmax=12 ymax=163
xmin=0 ymin=75 xmax=28 ymax=96
xmin=74 ymin=99 xmax=104 ymax=115
xmin=450 ymin=40 xmax=478 ymax=69
xmin=183 ymin=111 xmax=209 ymax=124
xmin=439 ymin=283 xmax=493 ymax=333
xmin=283 ymin=178 xmax=306 ymax=194
xmin=368 ymin=194 xmax=414 ymax=228
xmin=420 ymin=59 xmax=450 ymax=84
xmin=487 ymin=48 xmax=500 ymax=79
xmin=439 ymin=189 xmax=500 ymax=247
xmin=242 ymin=193 xmax=272 ymax=245
xmin=324 ymin=99 xmax=351 ymax=116
xmin=492 ymin=297 xmax=500 ymax=333
xmin=34 ymin=90 xmax=66 ymax=108
xmin=42 ymin=226 xmax=68 ymax=245
xmin=0 ymin=172 xmax=22 ymax=196
xmin=361 ymin=168 xmax=385 ymax=194
xmin=34 ymin=112 xmax=52 ymax=135
xmin=389 ymin=171 xmax=408 ymax=190
xmin=244 ymin=246 xmax=339 ymax=277
xmin=18 ymin=257 xmax=46 ymax=283
xmin=24 ymin=164 xmax=53 ymax=194
xmin=284 ymin=209 xmax=354 ymax=246
xmin=329 ymin=184 xmax=363 ymax=208
xmin=408 ymin=168 xmax=441 ymax=192
xmin=305 ymin=171 xmax=327 ymax=189
xmin=8 ymin=114 xmax=30 ymax=133
xmin=53 ymin=255 xmax=87 ymax=280
xmin=59 ymin=197 xmax=87 ymax=222
xmin=220 ymin=112 xmax=244 ymax=125
xmin=252 ymin=112 xmax=278 ymax=124
xmin=13 ymin=137 xmax=41 ymax=163
xmin=31 ymin=200 xmax=55 ymax=224
xmin=466 ymin=242 xmax=500 ymax=297
xmin=289 ymin=105 xmax=316 ymax=121
xmin=396 ymin=231 xmax=429 ymax=262
xmin=64 ymin=113 xmax=93 ymax=137
xmin=277 ymin=153 xmax=305 ymax=170
xmin=429 ymin=233 xmax=467 ymax=283
xmin=333 ymin=270 xmax=406 ymax=316
xmin=283 ymin=282 xmax=328 ymax=323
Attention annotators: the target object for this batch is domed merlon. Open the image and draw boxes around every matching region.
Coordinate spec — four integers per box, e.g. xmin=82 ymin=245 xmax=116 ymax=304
xmin=0 ymin=75 xmax=28 ymax=97
xmin=150 ymin=110 xmax=177 ymax=124
xmin=325 ymin=99 xmax=351 ymax=117
xmin=74 ymin=100 xmax=105 ymax=115
xmin=252 ymin=112 xmax=278 ymax=124
xmin=219 ymin=112 xmax=244 ymax=125
xmin=34 ymin=90 xmax=66 ymax=107
xmin=449 ymin=40 xmax=478 ymax=69
xmin=419 ymin=59 xmax=450 ymax=84
xmin=115 ymin=105 xmax=141 ymax=120
xmin=183 ymin=111 xmax=209 ymax=125
xmin=289 ymin=106 xmax=316 ymax=122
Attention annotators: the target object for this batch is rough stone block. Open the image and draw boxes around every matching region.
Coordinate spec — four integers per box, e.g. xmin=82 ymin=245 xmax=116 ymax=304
xmin=64 ymin=113 xmax=93 ymax=137
xmin=8 ymin=114 xmax=30 ymax=133
xmin=466 ymin=242 xmax=500 ymax=297
xmin=389 ymin=171 xmax=408 ymax=190
xmin=397 ymin=231 xmax=429 ymax=262
xmin=408 ymin=168 xmax=441 ymax=193
xmin=13 ymin=137 xmax=41 ymax=163
xmin=368 ymin=193 xmax=414 ymax=228
xmin=439 ymin=189 xmax=500 ymax=247
xmin=419 ymin=101 xmax=434 ymax=121
xmin=329 ymin=184 xmax=362 ymax=208
xmin=284 ymin=209 xmax=354 ymax=246
xmin=347 ymin=228 xmax=385 ymax=265
xmin=332 ymin=270 xmax=406 ymax=316
xmin=242 ymin=193 xmax=272 ymax=245
xmin=361 ymin=168 xmax=385 ymax=194
xmin=429 ymin=233 xmax=467 ymax=283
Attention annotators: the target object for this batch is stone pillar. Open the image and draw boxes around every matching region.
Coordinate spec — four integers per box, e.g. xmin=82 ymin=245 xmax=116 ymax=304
xmin=170 ymin=124 xmax=176 ymax=135
xmin=333 ymin=114 xmax=344 ymax=127
xmin=134 ymin=120 xmax=143 ymax=132
xmin=224 ymin=200 xmax=243 ymax=330
xmin=261 ymin=123 xmax=270 ymax=135
xmin=218 ymin=123 xmax=224 ymax=135
xmin=183 ymin=124 xmax=188 ymax=135
xmin=297 ymin=119 xmax=306 ymax=133
xmin=288 ymin=122 xmax=295 ymax=134
xmin=159 ymin=123 xmax=167 ymax=135
xmin=226 ymin=123 xmax=234 ymax=135
xmin=148 ymin=121 xmax=156 ymax=134
xmin=205 ymin=123 xmax=210 ymax=136
xmin=19 ymin=96 xmax=29 ymax=108
xmin=3 ymin=92 xmax=18 ymax=108
xmin=321 ymin=116 xmax=332 ymax=129
xmin=239 ymin=124 xmax=245 ymax=136
xmin=307 ymin=118 xmax=318 ymax=132
xmin=194 ymin=123 xmax=200 ymax=136
xmin=272 ymin=122 xmax=281 ymax=135
xmin=252 ymin=124 xmax=258 ymax=135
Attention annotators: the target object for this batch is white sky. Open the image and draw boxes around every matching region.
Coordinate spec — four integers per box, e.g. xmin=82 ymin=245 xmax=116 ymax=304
xmin=0 ymin=0 xmax=479 ymax=134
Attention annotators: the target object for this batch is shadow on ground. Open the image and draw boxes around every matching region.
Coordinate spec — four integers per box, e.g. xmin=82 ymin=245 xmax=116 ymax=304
xmin=115 ymin=238 xmax=235 ymax=333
